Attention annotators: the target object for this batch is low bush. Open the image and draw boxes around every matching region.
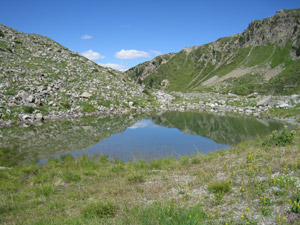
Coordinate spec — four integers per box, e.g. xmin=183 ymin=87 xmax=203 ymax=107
xmin=81 ymin=200 xmax=117 ymax=218
xmin=208 ymin=180 xmax=231 ymax=194
xmin=262 ymin=126 xmax=295 ymax=147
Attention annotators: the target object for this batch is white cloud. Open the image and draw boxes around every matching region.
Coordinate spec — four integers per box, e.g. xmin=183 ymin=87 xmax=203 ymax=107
xmin=150 ymin=50 xmax=162 ymax=56
xmin=81 ymin=34 xmax=93 ymax=40
xmin=81 ymin=50 xmax=105 ymax=60
xmin=115 ymin=49 xmax=150 ymax=59
xmin=129 ymin=120 xmax=151 ymax=129
xmin=100 ymin=63 xmax=128 ymax=71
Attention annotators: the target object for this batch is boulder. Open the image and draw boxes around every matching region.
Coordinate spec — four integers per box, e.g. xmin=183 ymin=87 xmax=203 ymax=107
xmin=278 ymin=103 xmax=290 ymax=108
xmin=26 ymin=95 xmax=34 ymax=103
xmin=22 ymin=114 xmax=32 ymax=120
xmin=17 ymin=91 xmax=29 ymax=100
xmin=80 ymin=92 xmax=92 ymax=98
xmin=257 ymin=96 xmax=271 ymax=106
xmin=35 ymin=113 xmax=44 ymax=121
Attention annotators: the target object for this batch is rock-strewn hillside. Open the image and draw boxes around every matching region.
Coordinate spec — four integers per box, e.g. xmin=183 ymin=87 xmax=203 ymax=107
xmin=126 ymin=9 xmax=300 ymax=95
xmin=0 ymin=24 xmax=154 ymax=126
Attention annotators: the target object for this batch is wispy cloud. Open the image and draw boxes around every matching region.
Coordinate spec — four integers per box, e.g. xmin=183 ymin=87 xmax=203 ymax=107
xmin=81 ymin=50 xmax=105 ymax=60
xmin=115 ymin=49 xmax=150 ymax=59
xmin=100 ymin=63 xmax=128 ymax=71
xmin=81 ymin=34 xmax=93 ymax=40
xmin=150 ymin=50 xmax=162 ymax=56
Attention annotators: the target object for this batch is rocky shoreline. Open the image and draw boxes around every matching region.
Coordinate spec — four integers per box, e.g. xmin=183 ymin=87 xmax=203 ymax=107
xmin=1 ymin=90 xmax=299 ymax=127
xmin=167 ymin=92 xmax=300 ymax=124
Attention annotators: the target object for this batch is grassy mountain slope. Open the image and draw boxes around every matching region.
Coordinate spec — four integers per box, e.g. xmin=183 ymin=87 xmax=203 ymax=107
xmin=0 ymin=24 xmax=153 ymax=123
xmin=126 ymin=9 xmax=300 ymax=95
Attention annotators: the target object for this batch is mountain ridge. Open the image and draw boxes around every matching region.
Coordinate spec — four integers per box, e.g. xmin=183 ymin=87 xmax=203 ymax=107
xmin=125 ymin=8 xmax=300 ymax=95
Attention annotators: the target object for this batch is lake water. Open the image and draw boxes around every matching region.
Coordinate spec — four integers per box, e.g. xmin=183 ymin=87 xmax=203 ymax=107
xmin=57 ymin=118 xmax=229 ymax=162
xmin=0 ymin=111 xmax=285 ymax=165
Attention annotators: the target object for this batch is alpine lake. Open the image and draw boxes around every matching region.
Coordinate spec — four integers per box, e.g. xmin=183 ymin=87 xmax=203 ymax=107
xmin=0 ymin=111 xmax=288 ymax=166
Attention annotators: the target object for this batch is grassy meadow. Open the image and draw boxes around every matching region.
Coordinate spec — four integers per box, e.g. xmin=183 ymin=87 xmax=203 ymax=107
xmin=1 ymin=128 xmax=300 ymax=224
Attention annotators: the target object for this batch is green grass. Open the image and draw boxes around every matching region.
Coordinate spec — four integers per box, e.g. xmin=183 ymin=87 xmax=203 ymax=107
xmin=81 ymin=200 xmax=118 ymax=219
xmin=267 ymin=106 xmax=300 ymax=121
xmin=0 ymin=129 xmax=300 ymax=224
xmin=245 ymin=44 xmax=275 ymax=67
xmin=79 ymin=102 xmax=96 ymax=113
xmin=224 ymin=73 xmax=264 ymax=96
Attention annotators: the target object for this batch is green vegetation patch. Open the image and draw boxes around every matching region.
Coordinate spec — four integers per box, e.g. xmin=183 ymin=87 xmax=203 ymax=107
xmin=81 ymin=200 xmax=118 ymax=219
xmin=79 ymin=102 xmax=96 ymax=113
xmin=263 ymin=126 xmax=295 ymax=147
xmin=126 ymin=202 xmax=207 ymax=225
xmin=0 ymin=146 xmax=25 ymax=167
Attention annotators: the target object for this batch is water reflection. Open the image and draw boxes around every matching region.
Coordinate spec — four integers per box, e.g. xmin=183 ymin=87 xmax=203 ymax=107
xmin=152 ymin=111 xmax=284 ymax=145
xmin=61 ymin=119 xmax=228 ymax=162
xmin=0 ymin=111 xmax=285 ymax=165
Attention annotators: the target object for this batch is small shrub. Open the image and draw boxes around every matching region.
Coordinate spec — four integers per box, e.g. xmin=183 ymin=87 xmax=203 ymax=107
xmin=23 ymin=106 xmax=35 ymax=114
xmin=208 ymin=180 xmax=231 ymax=194
xmin=81 ymin=200 xmax=117 ymax=218
xmin=125 ymin=202 xmax=206 ymax=224
xmin=60 ymin=154 xmax=74 ymax=163
xmin=61 ymin=102 xmax=71 ymax=110
xmin=110 ymin=165 xmax=125 ymax=173
xmin=191 ymin=157 xmax=201 ymax=164
xmin=289 ymin=191 xmax=300 ymax=213
xmin=0 ymin=147 xmax=25 ymax=167
xmin=262 ymin=126 xmax=295 ymax=147
xmin=80 ymin=102 xmax=96 ymax=113
xmin=35 ymin=184 xmax=55 ymax=197
xmin=0 ymin=30 xmax=4 ymax=38
xmin=127 ymin=173 xmax=145 ymax=183
xmin=62 ymin=171 xmax=81 ymax=183
xmin=208 ymin=180 xmax=231 ymax=205
xmin=22 ymin=164 xmax=39 ymax=175
xmin=142 ymin=88 xmax=151 ymax=96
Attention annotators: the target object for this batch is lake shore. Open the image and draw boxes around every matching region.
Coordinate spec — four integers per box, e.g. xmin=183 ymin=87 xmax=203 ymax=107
xmin=1 ymin=92 xmax=300 ymax=128
xmin=1 ymin=128 xmax=299 ymax=224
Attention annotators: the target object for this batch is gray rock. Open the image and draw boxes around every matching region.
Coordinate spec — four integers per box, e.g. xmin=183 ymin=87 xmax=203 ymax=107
xmin=26 ymin=95 xmax=34 ymax=103
xmin=257 ymin=96 xmax=271 ymax=106
xmin=80 ymin=92 xmax=92 ymax=98
xmin=36 ymin=86 xmax=46 ymax=92
xmin=129 ymin=101 xmax=134 ymax=107
xmin=22 ymin=114 xmax=31 ymax=120
xmin=35 ymin=113 xmax=43 ymax=121
xmin=245 ymin=109 xmax=252 ymax=115
xmin=278 ymin=103 xmax=290 ymax=108
xmin=17 ymin=91 xmax=29 ymax=100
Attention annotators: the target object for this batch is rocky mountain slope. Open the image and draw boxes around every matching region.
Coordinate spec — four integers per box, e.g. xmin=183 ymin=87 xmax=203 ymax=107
xmin=0 ymin=24 xmax=155 ymax=126
xmin=126 ymin=9 xmax=300 ymax=95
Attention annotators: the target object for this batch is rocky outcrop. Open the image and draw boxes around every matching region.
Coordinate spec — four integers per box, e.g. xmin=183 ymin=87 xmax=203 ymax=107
xmin=239 ymin=9 xmax=300 ymax=48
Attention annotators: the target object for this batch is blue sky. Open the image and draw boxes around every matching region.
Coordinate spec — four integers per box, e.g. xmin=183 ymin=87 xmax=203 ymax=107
xmin=1 ymin=0 xmax=299 ymax=71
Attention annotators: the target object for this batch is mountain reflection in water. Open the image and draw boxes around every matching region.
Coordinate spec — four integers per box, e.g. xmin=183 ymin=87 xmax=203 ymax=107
xmin=0 ymin=111 xmax=284 ymax=165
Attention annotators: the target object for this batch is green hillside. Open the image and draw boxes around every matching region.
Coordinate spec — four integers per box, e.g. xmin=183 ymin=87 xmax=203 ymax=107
xmin=126 ymin=9 xmax=300 ymax=95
